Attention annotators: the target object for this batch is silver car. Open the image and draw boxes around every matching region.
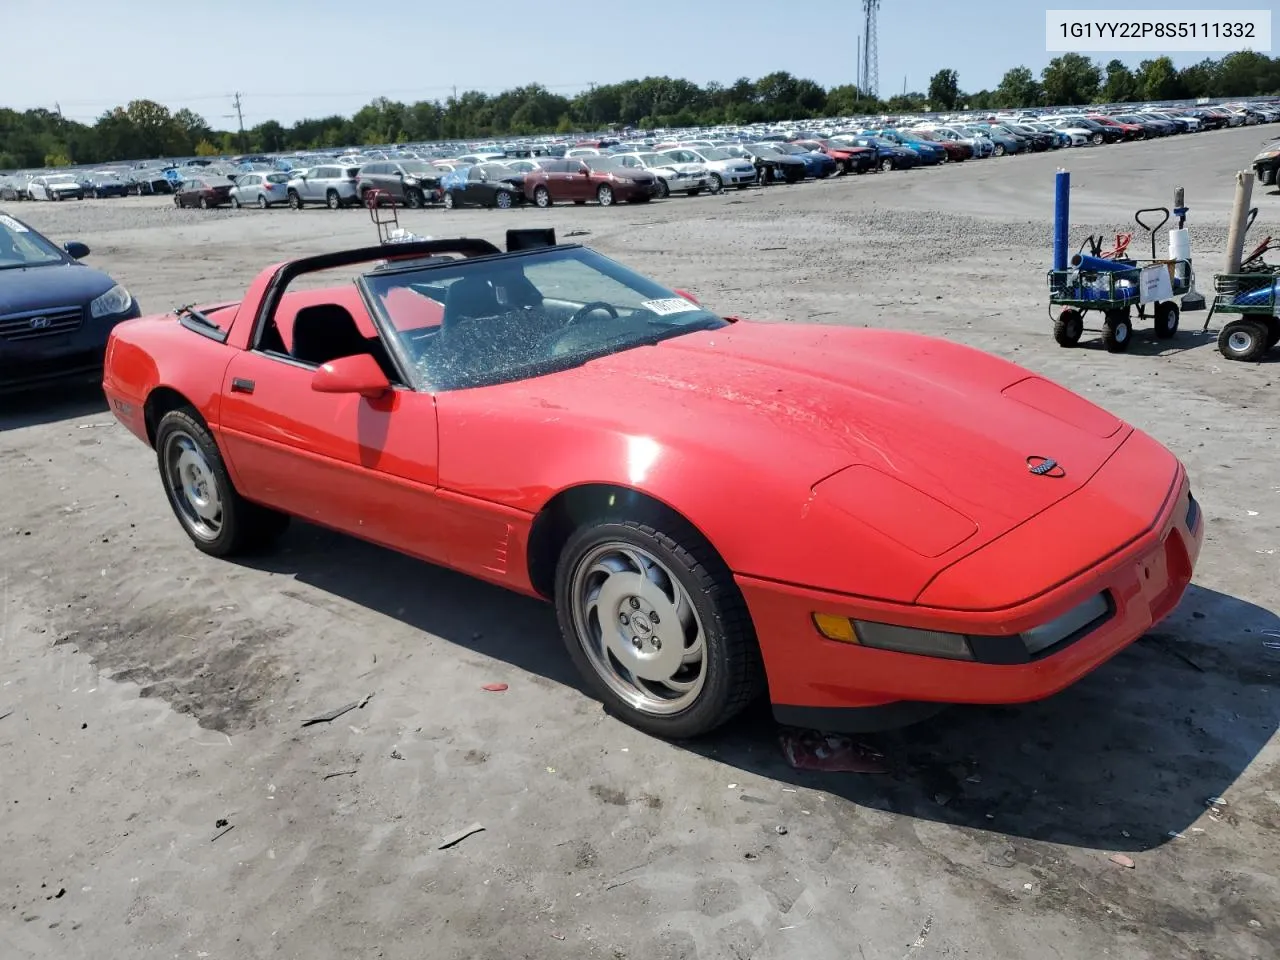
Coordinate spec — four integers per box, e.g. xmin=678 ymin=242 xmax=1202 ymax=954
xmin=286 ymin=164 xmax=362 ymax=209
xmin=230 ymin=172 xmax=291 ymax=208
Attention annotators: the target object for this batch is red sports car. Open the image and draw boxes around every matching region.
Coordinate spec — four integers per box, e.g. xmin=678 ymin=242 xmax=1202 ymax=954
xmin=101 ymin=231 xmax=1204 ymax=739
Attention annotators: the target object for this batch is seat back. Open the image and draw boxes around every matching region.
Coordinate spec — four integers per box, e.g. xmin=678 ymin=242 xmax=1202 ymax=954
xmin=291 ymin=304 xmax=370 ymax=366
xmin=442 ymin=276 xmax=500 ymax=331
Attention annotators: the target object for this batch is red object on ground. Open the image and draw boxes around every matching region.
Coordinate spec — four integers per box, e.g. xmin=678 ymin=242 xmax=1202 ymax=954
xmin=779 ymin=729 xmax=887 ymax=774
xmin=481 ymin=683 xmax=509 ymax=693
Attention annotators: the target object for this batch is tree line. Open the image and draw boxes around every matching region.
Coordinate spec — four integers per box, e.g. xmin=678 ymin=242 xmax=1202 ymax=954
xmin=2 ymin=52 xmax=1277 ymax=170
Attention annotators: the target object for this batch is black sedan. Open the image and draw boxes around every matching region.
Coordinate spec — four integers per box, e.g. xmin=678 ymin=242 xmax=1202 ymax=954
xmin=441 ymin=163 xmax=527 ymax=209
xmin=0 ymin=211 xmax=141 ymax=392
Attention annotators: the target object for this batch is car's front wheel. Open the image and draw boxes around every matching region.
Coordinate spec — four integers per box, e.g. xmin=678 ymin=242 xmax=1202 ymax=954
xmin=554 ymin=516 xmax=763 ymax=739
xmin=155 ymin=408 xmax=290 ymax=557
xmin=533 ymin=185 xmax=552 ymax=208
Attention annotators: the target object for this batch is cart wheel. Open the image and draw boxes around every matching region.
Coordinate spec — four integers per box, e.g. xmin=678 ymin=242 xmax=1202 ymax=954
xmin=1103 ymin=309 xmax=1132 ymax=353
xmin=1218 ymin=319 xmax=1268 ymax=362
xmin=1154 ymin=301 xmax=1180 ymax=339
xmin=1266 ymin=317 xmax=1280 ymax=350
xmin=1053 ymin=308 xmax=1084 ymax=347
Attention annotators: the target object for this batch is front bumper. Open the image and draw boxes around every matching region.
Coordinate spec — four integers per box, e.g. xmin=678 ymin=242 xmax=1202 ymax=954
xmin=716 ymin=168 xmax=758 ymax=185
xmin=0 ymin=303 xmax=142 ymax=393
xmin=743 ymin=444 xmax=1202 ymax=731
xmin=667 ymin=176 xmax=709 ymax=192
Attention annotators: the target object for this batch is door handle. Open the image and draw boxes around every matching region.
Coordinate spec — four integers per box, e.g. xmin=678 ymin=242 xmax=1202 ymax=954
xmin=230 ymin=377 xmax=255 ymax=394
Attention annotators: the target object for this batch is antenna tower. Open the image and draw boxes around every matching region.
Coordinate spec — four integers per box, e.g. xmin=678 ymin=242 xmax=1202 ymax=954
xmin=860 ymin=0 xmax=880 ymax=98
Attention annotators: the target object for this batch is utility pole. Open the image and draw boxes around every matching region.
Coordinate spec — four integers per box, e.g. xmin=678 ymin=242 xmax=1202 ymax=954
xmin=231 ymin=92 xmax=246 ymax=153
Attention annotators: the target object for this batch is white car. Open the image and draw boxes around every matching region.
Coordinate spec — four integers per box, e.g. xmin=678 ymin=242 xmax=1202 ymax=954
xmin=27 ymin=173 xmax=84 ymax=201
xmin=1042 ymin=116 xmax=1104 ymax=145
xmin=663 ymin=146 xmax=758 ymax=191
xmin=613 ymin=152 xmax=712 ymax=197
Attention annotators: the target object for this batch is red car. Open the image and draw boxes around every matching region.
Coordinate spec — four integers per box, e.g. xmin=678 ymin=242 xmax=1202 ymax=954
xmin=101 ymin=232 xmax=1204 ymax=740
xmin=1089 ymin=115 xmax=1145 ymax=141
xmin=523 ymin=157 xmax=656 ymax=207
xmin=174 ymin=176 xmax=235 ymax=209
xmin=792 ymin=139 xmax=877 ymax=174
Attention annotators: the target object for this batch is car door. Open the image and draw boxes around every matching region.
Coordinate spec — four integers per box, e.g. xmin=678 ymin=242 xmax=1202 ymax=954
xmin=566 ymin=160 xmax=594 ymax=200
xmin=216 ymin=300 xmax=447 ymax=561
xmin=465 ymin=165 xmax=487 ymax=205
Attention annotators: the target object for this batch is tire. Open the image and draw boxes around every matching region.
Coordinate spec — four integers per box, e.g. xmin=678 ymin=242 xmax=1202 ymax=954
xmin=880 ymin=157 xmax=895 ymax=172
xmin=326 ymin=190 xmax=341 ymax=210
xmin=597 ymin=184 xmax=614 ymax=206
xmin=1103 ymin=309 xmax=1132 ymax=353
xmin=1053 ymin=308 xmax=1084 ymax=347
xmin=405 ymin=188 xmax=424 ymax=209
xmin=288 ymin=191 xmax=303 ymax=210
xmin=1266 ymin=317 xmax=1280 ymax=350
xmin=654 ymin=178 xmax=670 ymax=199
xmin=553 ymin=514 xmax=764 ymax=739
xmin=993 ymin=143 xmax=1006 ymax=157
xmin=257 ymin=194 xmax=269 ymax=209
xmin=1091 ymin=133 xmax=1104 ymax=145
xmin=1153 ymin=301 xmax=1180 ymax=339
xmin=708 ymin=173 xmax=723 ymax=193
xmin=494 ymin=190 xmax=514 ymax=209
xmin=154 ymin=408 xmax=290 ymax=558
xmin=1218 ymin=319 xmax=1269 ymax=361
xmin=199 ymin=197 xmax=210 ymax=209
xmin=1260 ymin=166 xmax=1276 ymax=186
xmin=443 ymin=191 xmax=455 ymax=209
xmin=533 ymin=186 xmax=552 ymax=208
xmin=174 ymin=195 xmax=182 ymax=207
xmin=230 ymin=196 xmax=242 ymax=209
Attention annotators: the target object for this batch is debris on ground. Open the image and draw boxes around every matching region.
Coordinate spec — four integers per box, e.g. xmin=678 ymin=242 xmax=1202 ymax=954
xmin=323 ymin=770 xmax=358 ymax=780
xmin=1109 ymin=853 xmax=1136 ymax=869
xmin=775 ymin=825 xmax=788 ymax=836
xmin=779 ymin=728 xmax=887 ymax=774
xmin=481 ymin=683 xmax=508 ymax=692
xmin=390 ymin=749 xmax=404 ymax=760
xmin=0 ymin=710 xmax=12 ymax=722
xmin=438 ymin=823 xmax=485 ymax=850
xmin=211 ymin=824 xmax=235 ymax=842
xmin=301 ymin=693 xmax=374 ymax=727
xmin=215 ymin=818 xmax=228 ymax=828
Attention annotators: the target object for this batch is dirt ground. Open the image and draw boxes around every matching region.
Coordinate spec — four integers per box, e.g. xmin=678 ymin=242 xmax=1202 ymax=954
xmin=2 ymin=125 xmax=1279 ymax=960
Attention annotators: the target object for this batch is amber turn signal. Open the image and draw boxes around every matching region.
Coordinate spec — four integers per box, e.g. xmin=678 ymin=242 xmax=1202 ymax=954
xmin=812 ymin=613 xmax=858 ymax=644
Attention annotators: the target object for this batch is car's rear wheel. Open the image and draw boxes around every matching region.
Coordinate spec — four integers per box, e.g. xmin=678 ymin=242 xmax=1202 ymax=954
xmin=993 ymin=143 xmax=1006 ymax=157
xmin=555 ymin=517 xmax=763 ymax=739
xmin=443 ymin=191 xmax=455 ymax=209
xmin=257 ymin=194 xmax=269 ymax=209
xmin=597 ymin=184 xmax=614 ymax=206
xmin=533 ymin=185 xmax=552 ymax=208
xmin=288 ymin=191 xmax=302 ymax=209
xmin=326 ymin=190 xmax=342 ymax=209
xmin=156 ymin=409 xmax=289 ymax=557
xmin=654 ymin=178 xmax=670 ymax=199
xmin=199 ymin=197 xmax=210 ymax=209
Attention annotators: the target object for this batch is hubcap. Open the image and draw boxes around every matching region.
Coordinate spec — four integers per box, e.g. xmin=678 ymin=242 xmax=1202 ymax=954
xmin=570 ymin=542 xmax=706 ymax=716
xmin=1228 ymin=330 xmax=1253 ymax=353
xmin=1115 ymin=323 xmax=1129 ymax=342
xmin=497 ymin=192 xmax=511 ymax=207
xmin=164 ymin=432 xmax=223 ymax=541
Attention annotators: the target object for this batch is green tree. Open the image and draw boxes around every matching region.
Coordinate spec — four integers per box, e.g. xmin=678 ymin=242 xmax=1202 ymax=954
xmin=1135 ymin=56 xmax=1185 ymax=101
xmin=194 ymin=139 xmax=220 ymax=156
xmin=1101 ymin=59 xmax=1138 ymax=101
xmin=994 ymin=66 xmax=1041 ymax=108
xmin=1041 ymin=54 xmax=1101 ymax=105
xmin=927 ymin=69 xmax=959 ymax=110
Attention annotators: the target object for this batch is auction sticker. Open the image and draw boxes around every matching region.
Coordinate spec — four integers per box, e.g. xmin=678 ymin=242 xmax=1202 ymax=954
xmin=0 ymin=215 xmax=30 ymax=232
xmin=642 ymin=297 xmax=699 ymax=316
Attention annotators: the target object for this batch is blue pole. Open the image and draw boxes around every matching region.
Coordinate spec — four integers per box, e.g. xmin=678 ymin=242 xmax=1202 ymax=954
xmin=1053 ymin=169 xmax=1070 ymax=271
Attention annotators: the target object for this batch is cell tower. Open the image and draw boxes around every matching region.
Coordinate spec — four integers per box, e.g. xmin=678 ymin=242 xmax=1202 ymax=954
xmin=860 ymin=0 xmax=880 ymax=99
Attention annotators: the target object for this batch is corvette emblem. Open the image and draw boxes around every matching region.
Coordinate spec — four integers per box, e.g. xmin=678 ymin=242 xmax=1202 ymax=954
xmin=1026 ymin=456 xmax=1065 ymax=478
xmin=29 ymin=316 xmax=51 ymax=329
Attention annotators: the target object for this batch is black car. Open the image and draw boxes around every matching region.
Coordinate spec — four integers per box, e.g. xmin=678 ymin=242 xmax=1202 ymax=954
xmin=355 ymin=159 xmax=445 ymax=208
xmin=1007 ymin=123 xmax=1055 ymax=151
xmin=86 ymin=172 xmax=130 ymax=198
xmin=441 ymin=163 xmax=526 ymax=209
xmin=738 ymin=144 xmax=806 ymax=183
xmin=1253 ymin=140 xmax=1280 ymax=187
xmin=0 ymin=211 xmax=141 ymax=392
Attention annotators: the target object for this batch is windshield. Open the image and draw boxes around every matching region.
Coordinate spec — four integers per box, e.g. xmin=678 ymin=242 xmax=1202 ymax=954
xmin=266 ymin=172 xmax=290 ymax=183
xmin=771 ymin=143 xmax=804 ymax=154
xmin=360 ymin=245 xmax=727 ymax=392
xmin=582 ymin=156 xmax=624 ymax=171
xmin=697 ymin=148 xmax=732 ymax=160
xmin=0 ymin=214 xmax=64 ymax=269
xmin=401 ymin=160 xmax=440 ymax=174
xmin=48 ymin=174 xmax=79 ymax=184
xmin=638 ymin=153 xmax=669 ymax=165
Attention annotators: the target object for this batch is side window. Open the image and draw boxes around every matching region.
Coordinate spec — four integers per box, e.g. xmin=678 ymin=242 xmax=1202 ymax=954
xmin=618 ymin=156 xmax=636 ymax=167
xmin=468 ymin=166 xmax=484 ymax=182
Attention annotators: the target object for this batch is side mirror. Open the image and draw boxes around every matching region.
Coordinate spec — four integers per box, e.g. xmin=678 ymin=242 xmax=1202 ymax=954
xmin=63 ymin=241 xmax=90 ymax=259
xmin=311 ymin=353 xmax=390 ymax=399
xmin=674 ymin=288 xmax=699 ymax=304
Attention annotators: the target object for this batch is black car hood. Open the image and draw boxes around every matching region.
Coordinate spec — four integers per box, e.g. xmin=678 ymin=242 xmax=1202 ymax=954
xmin=0 ymin=262 xmax=116 ymax=314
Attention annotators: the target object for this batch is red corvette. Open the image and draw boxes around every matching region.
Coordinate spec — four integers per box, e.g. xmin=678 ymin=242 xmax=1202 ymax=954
xmin=101 ymin=231 xmax=1204 ymax=739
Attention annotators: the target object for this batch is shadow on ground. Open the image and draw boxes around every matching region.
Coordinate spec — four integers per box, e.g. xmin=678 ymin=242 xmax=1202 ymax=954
xmin=244 ymin=524 xmax=1279 ymax=853
xmin=0 ymin=382 xmax=109 ymax=431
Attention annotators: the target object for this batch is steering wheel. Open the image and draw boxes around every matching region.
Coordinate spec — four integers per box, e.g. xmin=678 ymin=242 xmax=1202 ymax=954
xmin=566 ymin=301 xmax=619 ymax=325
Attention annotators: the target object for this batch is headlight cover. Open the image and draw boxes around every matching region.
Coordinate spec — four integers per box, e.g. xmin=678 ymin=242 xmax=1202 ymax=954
xmin=90 ymin=284 xmax=133 ymax=318
xmin=812 ymin=591 xmax=1113 ymax=664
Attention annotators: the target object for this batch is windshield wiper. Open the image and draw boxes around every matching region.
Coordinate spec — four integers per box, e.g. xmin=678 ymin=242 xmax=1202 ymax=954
xmin=174 ymin=303 xmax=217 ymax=328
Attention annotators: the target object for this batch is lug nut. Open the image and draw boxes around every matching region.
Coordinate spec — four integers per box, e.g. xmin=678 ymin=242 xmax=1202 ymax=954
xmin=631 ymin=636 xmax=642 ymax=649
xmin=649 ymin=612 xmax=660 ymax=625
xmin=652 ymin=638 xmax=662 ymax=651
xmin=629 ymin=597 xmax=640 ymax=610
xmin=619 ymin=613 xmax=629 ymax=625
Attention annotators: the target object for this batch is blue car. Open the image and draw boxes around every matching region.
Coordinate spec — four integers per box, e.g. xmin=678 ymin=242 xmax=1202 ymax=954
xmin=768 ymin=143 xmax=838 ymax=178
xmin=0 ymin=211 xmax=140 ymax=392
xmin=841 ymin=136 xmax=919 ymax=171
xmin=873 ymin=129 xmax=946 ymax=165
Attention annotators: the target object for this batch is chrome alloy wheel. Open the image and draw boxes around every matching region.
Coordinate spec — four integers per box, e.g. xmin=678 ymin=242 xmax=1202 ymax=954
xmin=163 ymin=431 xmax=223 ymax=540
xmin=570 ymin=541 xmax=706 ymax=715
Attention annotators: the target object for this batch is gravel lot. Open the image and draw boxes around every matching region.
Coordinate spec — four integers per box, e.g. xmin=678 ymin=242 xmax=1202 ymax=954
xmin=2 ymin=125 xmax=1279 ymax=960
